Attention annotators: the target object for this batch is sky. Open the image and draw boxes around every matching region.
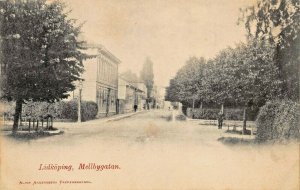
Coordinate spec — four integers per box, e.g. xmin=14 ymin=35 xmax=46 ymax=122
xmin=63 ymin=0 xmax=255 ymax=87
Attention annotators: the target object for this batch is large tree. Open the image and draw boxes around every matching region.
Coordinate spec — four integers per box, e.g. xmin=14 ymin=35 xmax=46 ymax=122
xmin=204 ymin=48 xmax=236 ymax=113
xmin=165 ymin=57 xmax=207 ymax=112
xmin=0 ymin=0 xmax=87 ymax=132
xmin=239 ymin=0 xmax=300 ymax=101
xmin=140 ymin=57 xmax=154 ymax=99
xmin=230 ymin=40 xmax=281 ymax=133
xmin=175 ymin=57 xmax=206 ymax=109
xmin=165 ymin=78 xmax=180 ymax=102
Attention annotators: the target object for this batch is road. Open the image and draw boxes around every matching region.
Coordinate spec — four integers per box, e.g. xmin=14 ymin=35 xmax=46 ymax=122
xmin=1 ymin=110 xmax=299 ymax=190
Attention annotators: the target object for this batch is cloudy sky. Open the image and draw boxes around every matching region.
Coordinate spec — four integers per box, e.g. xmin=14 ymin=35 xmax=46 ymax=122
xmin=63 ymin=0 xmax=254 ymax=87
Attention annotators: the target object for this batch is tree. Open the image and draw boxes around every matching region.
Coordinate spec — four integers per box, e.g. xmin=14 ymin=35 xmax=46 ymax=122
xmin=165 ymin=57 xmax=207 ymax=116
xmin=0 ymin=0 xmax=88 ymax=132
xmin=175 ymin=57 xmax=206 ymax=110
xmin=140 ymin=57 xmax=154 ymax=99
xmin=203 ymin=48 xmax=236 ymax=113
xmin=239 ymin=0 xmax=300 ymax=101
xmin=168 ymin=40 xmax=280 ymax=134
xmin=120 ymin=70 xmax=139 ymax=82
xmin=165 ymin=79 xmax=180 ymax=102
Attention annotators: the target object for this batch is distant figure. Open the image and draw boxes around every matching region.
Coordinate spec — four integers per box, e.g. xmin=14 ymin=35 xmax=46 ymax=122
xmin=217 ymin=112 xmax=224 ymax=129
xmin=168 ymin=106 xmax=170 ymax=110
xmin=134 ymin=105 xmax=138 ymax=112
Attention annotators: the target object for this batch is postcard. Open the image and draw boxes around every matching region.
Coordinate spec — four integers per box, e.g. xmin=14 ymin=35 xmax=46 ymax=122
xmin=0 ymin=0 xmax=299 ymax=189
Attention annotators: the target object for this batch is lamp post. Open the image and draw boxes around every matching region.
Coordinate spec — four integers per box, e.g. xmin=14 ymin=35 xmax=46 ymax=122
xmin=78 ymin=80 xmax=83 ymax=123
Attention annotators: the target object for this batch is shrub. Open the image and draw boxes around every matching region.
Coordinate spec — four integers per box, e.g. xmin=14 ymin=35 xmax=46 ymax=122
xmin=81 ymin=101 xmax=98 ymax=121
xmin=61 ymin=100 xmax=78 ymax=120
xmin=186 ymin=107 xmax=258 ymax=121
xmin=21 ymin=100 xmax=98 ymax=121
xmin=2 ymin=101 xmax=15 ymax=118
xmin=256 ymin=100 xmax=300 ymax=142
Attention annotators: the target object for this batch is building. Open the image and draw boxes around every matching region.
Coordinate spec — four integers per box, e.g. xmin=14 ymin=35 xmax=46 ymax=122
xmin=132 ymin=82 xmax=147 ymax=110
xmin=71 ymin=43 xmax=121 ymax=117
xmin=0 ymin=36 xmax=3 ymax=99
xmin=94 ymin=44 xmax=120 ymax=117
xmin=117 ymin=77 xmax=146 ymax=113
xmin=150 ymin=85 xmax=166 ymax=109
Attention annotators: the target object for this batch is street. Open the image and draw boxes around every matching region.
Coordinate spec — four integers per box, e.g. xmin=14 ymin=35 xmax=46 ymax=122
xmin=1 ymin=110 xmax=299 ymax=190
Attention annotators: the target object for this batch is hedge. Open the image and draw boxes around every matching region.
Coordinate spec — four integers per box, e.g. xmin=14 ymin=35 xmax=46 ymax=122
xmin=186 ymin=107 xmax=258 ymax=121
xmin=256 ymin=100 xmax=300 ymax=142
xmin=5 ymin=100 xmax=98 ymax=122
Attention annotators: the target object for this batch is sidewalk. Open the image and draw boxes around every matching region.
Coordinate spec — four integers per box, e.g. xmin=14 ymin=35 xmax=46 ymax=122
xmin=84 ymin=110 xmax=146 ymax=124
xmin=1 ymin=110 xmax=147 ymax=131
xmin=186 ymin=118 xmax=256 ymax=127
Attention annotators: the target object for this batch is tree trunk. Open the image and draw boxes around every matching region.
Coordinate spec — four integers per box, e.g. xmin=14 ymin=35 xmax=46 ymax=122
xmin=192 ymin=98 xmax=195 ymax=111
xmin=199 ymin=101 xmax=203 ymax=109
xmin=192 ymin=98 xmax=195 ymax=119
xmin=78 ymin=88 xmax=82 ymax=123
xmin=220 ymin=103 xmax=224 ymax=114
xmin=242 ymin=107 xmax=247 ymax=135
xmin=12 ymin=99 xmax=23 ymax=132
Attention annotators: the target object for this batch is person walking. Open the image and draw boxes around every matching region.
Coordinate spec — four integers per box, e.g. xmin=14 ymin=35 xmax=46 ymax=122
xmin=134 ymin=105 xmax=138 ymax=112
xmin=217 ymin=112 xmax=224 ymax=129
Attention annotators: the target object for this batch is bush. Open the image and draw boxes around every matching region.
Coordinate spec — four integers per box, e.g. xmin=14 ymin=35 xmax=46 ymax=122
xmin=61 ymin=100 xmax=78 ymax=120
xmin=81 ymin=101 xmax=98 ymax=121
xmin=186 ymin=108 xmax=258 ymax=121
xmin=256 ymin=100 xmax=300 ymax=142
xmin=21 ymin=100 xmax=98 ymax=122
xmin=2 ymin=101 xmax=15 ymax=118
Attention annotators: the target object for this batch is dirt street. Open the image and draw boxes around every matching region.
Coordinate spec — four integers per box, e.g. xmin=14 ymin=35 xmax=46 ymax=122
xmin=1 ymin=110 xmax=299 ymax=190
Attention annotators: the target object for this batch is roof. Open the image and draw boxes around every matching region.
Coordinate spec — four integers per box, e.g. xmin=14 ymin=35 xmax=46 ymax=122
xmin=85 ymin=43 xmax=121 ymax=64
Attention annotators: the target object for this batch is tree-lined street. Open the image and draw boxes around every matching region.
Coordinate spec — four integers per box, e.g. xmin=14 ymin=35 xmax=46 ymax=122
xmin=0 ymin=0 xmax=299 ymax=189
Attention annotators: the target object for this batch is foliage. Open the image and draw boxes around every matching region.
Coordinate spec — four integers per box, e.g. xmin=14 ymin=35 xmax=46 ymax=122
xmin=166 ymin=40 xmax=280 ymax=109
xmin=21 ymin=100 xmax=98 ymax=122
xmin=166 ymin=39 xmax=281 ymax=135
xmin=0 ymin=0 xmax=87 ymax=102
xmin=203 ymin=49 xmax=235 ymax=105
xmin=239 ymin=0 xmax=300 ymax=100
xmin=81 ymin=101 xmax=98 ymax=121
xmin=256 ymin=100 xmax=300 ymax=142
xmin=165 ymin=78 xmax=180 ymax=102
xmin=165 ymin=57 xmax=206 ymax=104
xmin=186 ymin=108 xmax=258 ymax=121
xmin=140 ymin=57 xmax=154 ymax=99
xmin=0 ymin=0 xmax=88 ymax=130
xmin=230 ymin=40 xmax=281 ymax=107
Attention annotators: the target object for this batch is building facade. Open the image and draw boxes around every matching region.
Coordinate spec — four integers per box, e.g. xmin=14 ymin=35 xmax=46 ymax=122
xmin=92 ymin=44 xmax=120 ymax=117
xmin=117 ymin=78 xmax=146 ymax=114
xmin=69 ymin=44 xmax=120 ymax=117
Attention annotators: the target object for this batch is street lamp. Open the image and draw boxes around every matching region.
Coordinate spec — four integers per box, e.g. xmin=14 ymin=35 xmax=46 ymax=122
xmin=78 ymin=80 xmax=83 ymax=123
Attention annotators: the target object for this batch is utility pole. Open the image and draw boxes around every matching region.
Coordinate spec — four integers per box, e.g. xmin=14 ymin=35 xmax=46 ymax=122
xmin=78 ymin=81 xmax=83 ymax=123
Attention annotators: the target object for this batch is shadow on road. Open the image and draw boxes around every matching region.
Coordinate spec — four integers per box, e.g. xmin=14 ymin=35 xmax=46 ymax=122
xmin=218 ymin=136 xmax=256 ymax=146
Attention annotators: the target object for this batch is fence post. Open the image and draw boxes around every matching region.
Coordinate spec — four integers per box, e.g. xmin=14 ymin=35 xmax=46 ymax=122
xmin=28 ymin=118 xmax=31 ymax=132
xmin=36 ymin=119 xmax=39 ymax=131
xmin=50 ymin=116 xmax=53 ymax=129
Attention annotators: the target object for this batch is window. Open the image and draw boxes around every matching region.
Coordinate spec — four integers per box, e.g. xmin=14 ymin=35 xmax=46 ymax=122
xmin=99 ymin=89 xmax=102 ymax=107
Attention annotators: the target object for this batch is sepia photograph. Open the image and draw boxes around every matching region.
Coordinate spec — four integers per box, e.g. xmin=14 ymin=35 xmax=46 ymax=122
xmin=0 ymin=0 xmax=299 ymax=189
